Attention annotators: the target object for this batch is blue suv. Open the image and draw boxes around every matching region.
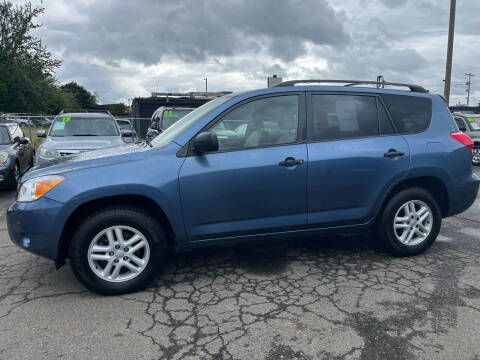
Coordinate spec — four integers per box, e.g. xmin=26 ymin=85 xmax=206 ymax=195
xmin=7 ymin=80 xmax=479 ymax=295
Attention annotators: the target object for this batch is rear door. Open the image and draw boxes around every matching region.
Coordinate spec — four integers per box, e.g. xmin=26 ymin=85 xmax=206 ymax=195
xmin=306 ymin=92 xmax=410 ymax=226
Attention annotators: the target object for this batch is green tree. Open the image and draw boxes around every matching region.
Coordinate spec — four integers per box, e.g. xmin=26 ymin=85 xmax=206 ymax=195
xmin=105 ymin=103 xmax=127 ymax=116
xmin=60 ymin=81 xmax=97 ymax=110
xmin=0 ymin=1 xmax=66 ymax=113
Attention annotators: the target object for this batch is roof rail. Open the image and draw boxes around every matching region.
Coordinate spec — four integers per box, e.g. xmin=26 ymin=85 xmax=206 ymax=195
xmin=274 ymin=79 xmax=428 ymax=93
xmin=59 ymin=109 xmax=113 ymax=115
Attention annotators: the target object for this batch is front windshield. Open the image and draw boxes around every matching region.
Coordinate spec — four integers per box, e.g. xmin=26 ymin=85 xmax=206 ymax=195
xmin=0 ymin=127 xmax=10 ymax=145
xmin=151 ymin=96 xmax=232 ymax=147
xmin=49 ymin=116 xmax=120 ymax=136
xmin=160 ymin=109 xmax=193 ymax=129
xmin=466 ymin=116 xmax=480 ymax=131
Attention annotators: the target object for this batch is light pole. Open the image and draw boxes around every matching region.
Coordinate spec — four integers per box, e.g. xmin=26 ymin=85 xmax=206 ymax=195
xmin=444 ymin=0 xmax=456 ymax=104
xmin=204 ymin=78 xmax=208 ymax=94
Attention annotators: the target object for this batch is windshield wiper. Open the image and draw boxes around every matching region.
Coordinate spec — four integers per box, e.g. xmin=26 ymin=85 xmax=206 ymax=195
xmin=72 ymin=134 xmax=99 ymax=136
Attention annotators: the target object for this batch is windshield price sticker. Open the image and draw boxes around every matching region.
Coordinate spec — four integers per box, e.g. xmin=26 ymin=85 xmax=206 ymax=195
xmin=163 ymin=110 xmax=178 ymax=118
xmin=62 ymin=116 xmax=71 ymax=122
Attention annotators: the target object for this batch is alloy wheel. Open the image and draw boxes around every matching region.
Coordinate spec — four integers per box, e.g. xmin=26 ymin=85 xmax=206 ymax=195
xmin=473 ymin=148 xmax=480 ymax=165
xmin=393 ymin=200 xmax=433 ymax=246
xmin=87 ymin=225 xmax=150 ymax=282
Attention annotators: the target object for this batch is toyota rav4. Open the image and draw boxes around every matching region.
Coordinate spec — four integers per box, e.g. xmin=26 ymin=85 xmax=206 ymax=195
xmin=7 ymin=80 xmax=479 ymax=295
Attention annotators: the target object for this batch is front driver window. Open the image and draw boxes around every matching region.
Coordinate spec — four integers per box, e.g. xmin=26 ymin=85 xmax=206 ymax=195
xmin=208 ymin=95 xmax=299 ymax=152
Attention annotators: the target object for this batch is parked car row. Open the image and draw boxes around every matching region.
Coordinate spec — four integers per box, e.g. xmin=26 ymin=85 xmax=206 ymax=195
xmin=6 ymin=80 xmax=480 ymax=295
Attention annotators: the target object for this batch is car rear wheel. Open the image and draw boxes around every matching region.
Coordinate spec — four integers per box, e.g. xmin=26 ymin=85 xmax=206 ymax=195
xmin=69 ymin=206 xmax=166 ymax=295
xmin=473 ymin=146 xmax=480 ymax=166
xmin=376 ymin=187 xmax=441 ymax=256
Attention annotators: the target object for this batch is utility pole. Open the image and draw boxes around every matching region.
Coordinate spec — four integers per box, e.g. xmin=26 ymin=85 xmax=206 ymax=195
xmin=444 ymin=0 xmax=456 ymax=104
xmin=204 ymin=78 xmax=208 ymax=94
xmin=465 ymin=72 xmax=474 ymax=106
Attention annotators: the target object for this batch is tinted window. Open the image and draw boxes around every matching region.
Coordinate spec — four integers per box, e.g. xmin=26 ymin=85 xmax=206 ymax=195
xmin=208 ymin=95 xmax=299 ymax=151
xmin=49 ymin=116 xmax=119 ymax=137
xmin=378 ymin=101 xmax=395 ymax=134
xmin=0 ymin=127 xmax=10 ymax=145
xmin=381 ymin=94 xmax=431 ymax=133
xmin=311 ymin=95 xmax=378 ymax=141
xmin=161 ymin=109 xmax=192 ymax=129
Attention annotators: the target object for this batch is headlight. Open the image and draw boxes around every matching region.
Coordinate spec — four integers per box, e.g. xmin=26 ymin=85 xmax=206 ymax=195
xmin=0 ymin=151 xmax=9 ymax=166
xmin=39 ymin=147 xmax=60 ymax=158
xmin=17 ymin=175 xmax=65 ymax=202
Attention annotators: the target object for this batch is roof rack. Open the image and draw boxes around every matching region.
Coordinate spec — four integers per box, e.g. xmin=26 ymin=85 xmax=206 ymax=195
xmin=274 ymin=79 xmax=428 ymax=93
xmin=59 ymin=109 xmax=113 ymax=115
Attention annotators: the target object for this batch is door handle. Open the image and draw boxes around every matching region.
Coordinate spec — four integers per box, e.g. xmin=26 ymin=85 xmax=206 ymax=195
xmin=279 ymin=157 xmax=304 ymax=166
xmin=384 ymin=149 xmax=405 ymax=158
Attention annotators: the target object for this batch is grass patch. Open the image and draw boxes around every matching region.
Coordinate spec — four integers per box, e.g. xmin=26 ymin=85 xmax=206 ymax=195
xmin=20 ymin=125 xmax=47 ymax=148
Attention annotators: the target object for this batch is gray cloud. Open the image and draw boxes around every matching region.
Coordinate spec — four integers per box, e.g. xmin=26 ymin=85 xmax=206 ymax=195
xmin=26 ymin=0 xmax=480 ymax=105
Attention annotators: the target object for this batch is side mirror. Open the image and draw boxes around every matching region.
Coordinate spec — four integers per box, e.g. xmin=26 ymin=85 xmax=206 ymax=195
xmin=37 ymin=129 xmax=47 ymax=138
xmin=20 ymin=137 xmax=30 ymax=144
xmin=193 ymin=132 xmax=219 ymax=153
xmin=150 ymin=122 xmax=159 ymax=130
xmin=121 ymin=129 xmax=133 ymax=137
xmin=13 ymin=136 xmax=20 ymax=143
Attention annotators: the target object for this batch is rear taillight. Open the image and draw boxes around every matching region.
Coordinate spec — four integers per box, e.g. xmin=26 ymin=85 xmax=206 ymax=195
xmin=450 ymin=131 xmax=474 ymax=153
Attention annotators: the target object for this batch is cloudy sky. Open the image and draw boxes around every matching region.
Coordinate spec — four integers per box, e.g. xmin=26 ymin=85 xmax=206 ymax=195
xmin=24 ymin=0 xmax=480 ymax=105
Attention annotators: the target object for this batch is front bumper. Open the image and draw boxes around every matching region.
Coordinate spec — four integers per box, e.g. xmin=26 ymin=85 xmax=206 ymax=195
xmin=7 ymin=196 xmax=68 ymax=260
xmin=446 ymin=172 xmax=480 ymax=217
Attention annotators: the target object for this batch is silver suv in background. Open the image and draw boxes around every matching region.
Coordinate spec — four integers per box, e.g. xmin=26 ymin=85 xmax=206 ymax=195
xmin=453 ymin=112 xmax=480 ymax=165
xmin=36 ymin=112 xmax=127 ymax=165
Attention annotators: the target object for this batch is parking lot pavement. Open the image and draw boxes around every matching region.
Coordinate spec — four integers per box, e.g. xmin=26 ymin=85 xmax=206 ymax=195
xmin=0 ymin=169 xmax=479 ymax=360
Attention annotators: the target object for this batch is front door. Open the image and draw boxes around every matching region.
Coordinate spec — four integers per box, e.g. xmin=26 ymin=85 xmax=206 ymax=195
xmin=179 ymin=93 xmax=308 ymax=241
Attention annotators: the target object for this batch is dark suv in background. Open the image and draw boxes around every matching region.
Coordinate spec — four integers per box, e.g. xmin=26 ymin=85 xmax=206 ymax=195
xmin=145 ymin=107 xmax=194 ymax=142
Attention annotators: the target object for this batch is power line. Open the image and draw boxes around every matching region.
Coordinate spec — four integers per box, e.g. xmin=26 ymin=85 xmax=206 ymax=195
xmin=466 ymin=72 xmax=474 ymax=106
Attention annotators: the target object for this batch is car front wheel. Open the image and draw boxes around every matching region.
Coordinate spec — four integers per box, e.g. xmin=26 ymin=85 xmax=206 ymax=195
xmin=376 ymin=187 xmax=442 ymax=256
xmin=69 ymin=206 xmax=166 ymax=295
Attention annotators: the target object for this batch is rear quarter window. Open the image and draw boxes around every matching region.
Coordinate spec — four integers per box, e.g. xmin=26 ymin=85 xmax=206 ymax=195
xmin=381 ymin=94 xmax=432 ymax=133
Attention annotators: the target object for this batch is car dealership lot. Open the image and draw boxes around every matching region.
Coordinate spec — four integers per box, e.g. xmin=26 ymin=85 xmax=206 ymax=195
xmin=0 ymin=168 xmax=479 ymax=360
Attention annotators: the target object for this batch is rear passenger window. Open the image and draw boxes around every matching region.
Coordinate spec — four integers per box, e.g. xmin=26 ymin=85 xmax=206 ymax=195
xmin=381 ymin=94 xmax=432 ymax=133
xmin=310 ymin=95 xmax=378 ymax=141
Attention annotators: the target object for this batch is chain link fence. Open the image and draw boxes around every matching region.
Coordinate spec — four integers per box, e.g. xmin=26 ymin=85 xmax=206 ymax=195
xmin=0 ymin=113 xmax=153 ymax=148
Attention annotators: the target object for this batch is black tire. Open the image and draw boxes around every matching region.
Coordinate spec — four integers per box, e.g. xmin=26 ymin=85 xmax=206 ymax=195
xmin=9 ymin=162 xmax=20 ymax=189
xmin=69 ymin=206 xmax=166 ymax=295
xmin=375 ymin=187 xmax=442 ymax=257
xmin=473 ymin=145 xmax=480 ymax=166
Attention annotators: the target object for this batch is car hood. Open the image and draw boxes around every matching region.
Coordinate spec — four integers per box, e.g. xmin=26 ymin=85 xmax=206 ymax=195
xmin=41 ymin=136 xmax=124 ymax=150
xmin=24 ymin=143 xmax=152 ymax=181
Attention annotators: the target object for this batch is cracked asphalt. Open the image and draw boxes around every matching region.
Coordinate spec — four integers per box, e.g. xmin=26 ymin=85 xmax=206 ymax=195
xmin=1 ymin=169 xmax=480 ymax=360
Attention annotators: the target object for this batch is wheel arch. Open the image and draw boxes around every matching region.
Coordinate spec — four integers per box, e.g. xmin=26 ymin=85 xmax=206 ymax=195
xmin=378 ymin=176 xmax=449 ymax=220
xmin=56 ymin=194 xmax=176 ymax=267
